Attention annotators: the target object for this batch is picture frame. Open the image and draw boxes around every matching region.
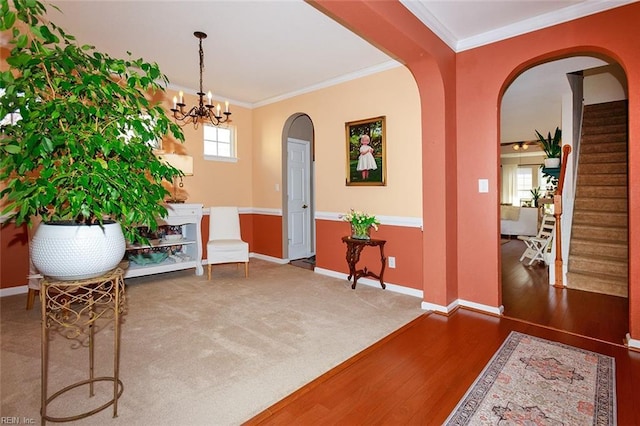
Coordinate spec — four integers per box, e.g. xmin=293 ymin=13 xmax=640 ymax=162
xmin=345 ymin=116 xmax=386 ymax=186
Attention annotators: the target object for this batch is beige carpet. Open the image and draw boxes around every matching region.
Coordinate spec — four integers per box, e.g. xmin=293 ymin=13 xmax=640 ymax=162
xmin=1 ymin=259 xmax=424 ymax=425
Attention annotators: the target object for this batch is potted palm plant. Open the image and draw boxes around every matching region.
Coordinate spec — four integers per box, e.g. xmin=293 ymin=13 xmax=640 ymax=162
xmin=530 ymin=187 xmax=541 ymax=207
xmin=0 ymin=1 xmax=184 ymax=280
xmin=535 ymin=127 xmax=562 ymax=168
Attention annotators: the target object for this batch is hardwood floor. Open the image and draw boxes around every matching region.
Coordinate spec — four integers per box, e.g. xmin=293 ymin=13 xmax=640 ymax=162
xmin=245 ymin=240 xmax=637 ymax=425
xmin=501 ymin=239 xmax=629 ymax=345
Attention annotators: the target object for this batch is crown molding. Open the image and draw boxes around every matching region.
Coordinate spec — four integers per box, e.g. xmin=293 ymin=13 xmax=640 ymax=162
xmin=402 ymin=0 xmax=638 ymax=53
xmin=252 ymin=60 xmax=402 ymax=108
xmin=457 ymin=0 xmax=638 ymax=52
xmin=399 ymin=0 xmax=458 ymax=51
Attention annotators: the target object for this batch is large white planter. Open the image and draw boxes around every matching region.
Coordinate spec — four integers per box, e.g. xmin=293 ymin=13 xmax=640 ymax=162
xmin=31 ymin=221 xmax=126 ymax=281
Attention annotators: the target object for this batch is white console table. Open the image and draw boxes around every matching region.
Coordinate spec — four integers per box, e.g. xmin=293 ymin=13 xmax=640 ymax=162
xmin=124 ymin=203 xmax=204 ymax=278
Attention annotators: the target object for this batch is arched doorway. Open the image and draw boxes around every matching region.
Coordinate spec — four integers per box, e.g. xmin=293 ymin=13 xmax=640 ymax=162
xmin=281 ymin=114 xmax=315 ymax=261
xmin=499 ymin=54 xmax=629 ymax=344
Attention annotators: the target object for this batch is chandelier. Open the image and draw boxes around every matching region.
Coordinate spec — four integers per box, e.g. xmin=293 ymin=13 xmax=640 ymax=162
xmin=171 ymin=31 xmax=231 ymax=128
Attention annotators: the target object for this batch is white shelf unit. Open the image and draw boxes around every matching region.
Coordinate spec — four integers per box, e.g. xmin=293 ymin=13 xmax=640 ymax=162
xmin=124 ymin=203 xmax=204 ymax=278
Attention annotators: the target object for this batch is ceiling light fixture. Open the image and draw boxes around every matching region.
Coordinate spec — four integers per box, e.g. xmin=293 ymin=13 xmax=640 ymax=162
xmin=512 ymin=142 xmax=528 ymax=151
xmin=171 ymin=31 xmax=231 ymax=128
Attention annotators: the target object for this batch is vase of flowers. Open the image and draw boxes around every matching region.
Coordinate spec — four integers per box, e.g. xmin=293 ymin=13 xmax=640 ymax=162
xmin=342 ymin=209 xmax=380 ymax=240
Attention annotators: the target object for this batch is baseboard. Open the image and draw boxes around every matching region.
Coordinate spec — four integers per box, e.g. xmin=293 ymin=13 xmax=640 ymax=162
xmin=459 ymin=299 xmax=504 ymax=316
xmin=421 ymin=299 xmax=504 ymax=316
xmin=249 ymin=253 xmax=289 ymax=264
xmin=313 ymin=267 xmax=423 ymax=299
xmin=625 ymin=333 xmax=640 ymax=351
xmin=0 ymin=285 xmax=28 ymax=297
xmin=421 ymin=300 xmax=459 ymax=315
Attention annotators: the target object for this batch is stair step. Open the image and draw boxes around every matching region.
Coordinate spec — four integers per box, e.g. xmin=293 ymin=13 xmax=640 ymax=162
xmin=578 ymin=162 xmax=627 ymax=174
xmin=572 ymin=223 xmax=628 ymax=242
xmin=580 ymin=142 xmax=627 ymax=154
xmin=582 ymin=115 xmax=627 ymax=127
xmin=581 ymin=123 xmax=627 ymax=135
xmin=569 ymin=239 xmax=628 ymax=260
xmin=573 ymin=197 xmax=627 ymax=213
xmin=566 ymin=271 xmax=627 ymax=297
xmin=568 ymin=254 xmax=628 ymax=278
xmin=580 ymin=151 xmax=627 ymax=164
xmin=584 ymin=100 xmax=628 ymax=115
xmin=576 ymin=173 xmax=627 ymax=186
xmin=566 ymin=100 xmax=628 ymax=299
xmin=573 ymin=210 xmax=627 ymax=227
xmin=581 ymin=133 xmax=627 ymax=144
xmin=575 ymin=185 xmax=627 ymax=198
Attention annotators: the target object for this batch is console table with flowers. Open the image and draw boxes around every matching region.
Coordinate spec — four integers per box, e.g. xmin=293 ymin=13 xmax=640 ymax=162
xmin=341 ymin=236 xmax=387 ymax=289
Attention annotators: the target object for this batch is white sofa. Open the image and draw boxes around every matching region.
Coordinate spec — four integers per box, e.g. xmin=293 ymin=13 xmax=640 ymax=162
xmin=500 ymin=206 xmax=538 ymax=236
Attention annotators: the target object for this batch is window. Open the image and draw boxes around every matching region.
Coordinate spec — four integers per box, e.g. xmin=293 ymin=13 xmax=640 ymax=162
xmin=516 ymin=167 xmax=533 ymax=206
xmin=204 ymin=124 xmax=236 ymax=162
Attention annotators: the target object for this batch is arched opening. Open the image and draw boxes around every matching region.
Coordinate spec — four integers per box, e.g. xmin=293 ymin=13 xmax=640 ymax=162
xmin=499 ymin=53 xmax=629 ymax=344
xmin=281 ymin=113 xmax=315 ymax=263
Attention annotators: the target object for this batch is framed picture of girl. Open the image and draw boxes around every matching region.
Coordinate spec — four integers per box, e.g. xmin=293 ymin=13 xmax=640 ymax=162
xmin=345 ymin=116 xmax=386 ymax=186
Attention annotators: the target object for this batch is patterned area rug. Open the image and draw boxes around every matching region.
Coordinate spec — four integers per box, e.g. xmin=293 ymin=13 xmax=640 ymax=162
xmin=445 ymin=331 xmax=616 ymax=425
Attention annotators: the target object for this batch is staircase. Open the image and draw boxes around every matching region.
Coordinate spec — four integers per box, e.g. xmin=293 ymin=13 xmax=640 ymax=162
xmin=567 ymin=100 xmax=628 ymax=297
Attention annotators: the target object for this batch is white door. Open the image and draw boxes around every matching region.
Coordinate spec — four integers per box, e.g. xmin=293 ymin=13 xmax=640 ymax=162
xmin=287 ymin=139 xmax=311 ymax=260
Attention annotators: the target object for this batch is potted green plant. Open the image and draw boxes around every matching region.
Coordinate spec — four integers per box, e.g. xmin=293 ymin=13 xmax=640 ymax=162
xmin=0 ymin=1 xmax=184 ymax=279
xmin=535 ymin=127 xmax=562 ymax=168
xmin=342 ymin=209 xmax=380 ymax=240
xmin=530 ymin=187 xmax=541 ymax=207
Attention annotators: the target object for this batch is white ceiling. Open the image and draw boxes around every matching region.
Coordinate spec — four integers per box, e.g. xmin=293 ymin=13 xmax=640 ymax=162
xmin=39 ymin=0 xmax=634 ymax=108
xmin=17 ymin=0 xmax=628 ymax=144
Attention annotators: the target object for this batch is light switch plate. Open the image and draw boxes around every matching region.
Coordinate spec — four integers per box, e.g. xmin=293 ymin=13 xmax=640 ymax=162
xmin=478 ymin=179 xmax=489 ymax=193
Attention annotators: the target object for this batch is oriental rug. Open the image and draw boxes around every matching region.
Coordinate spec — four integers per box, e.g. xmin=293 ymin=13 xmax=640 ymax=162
xmin=445 ymin=331 xmax=616 ymax=425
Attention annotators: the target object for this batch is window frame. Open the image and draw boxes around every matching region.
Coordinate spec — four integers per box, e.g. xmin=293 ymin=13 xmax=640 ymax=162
xmin=203 ymin=124 xmax=237 ymax=163
xmin=515 ymin=167 xmax=533 ymax=207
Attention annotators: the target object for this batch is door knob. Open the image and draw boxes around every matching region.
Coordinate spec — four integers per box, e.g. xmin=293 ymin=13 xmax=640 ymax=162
xmin=302 ymin=204 xmax=308 ymax=209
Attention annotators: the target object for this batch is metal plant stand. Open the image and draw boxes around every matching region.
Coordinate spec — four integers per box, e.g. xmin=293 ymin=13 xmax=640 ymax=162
xmin=40 ymin=268 xmax=126 ymax=425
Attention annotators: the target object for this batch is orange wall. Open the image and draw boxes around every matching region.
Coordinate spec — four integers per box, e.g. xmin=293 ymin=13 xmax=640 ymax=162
xmin=454 ymin=3 xmax=640 ymax=332
xmin=315 ymin=1 xmax=640 ymax=338
xmin=312 ymin=0 xmax=457 ymax=308
xmin=316 ymin=219 xmax=423 ymax=290
xmin=0 ymin=222 xmax=29 ymax=288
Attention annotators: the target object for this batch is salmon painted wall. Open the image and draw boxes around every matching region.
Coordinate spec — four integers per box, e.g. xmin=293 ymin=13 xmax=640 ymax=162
xmin=0 ymin=222 xmax=29 ymax=288
xmin=316 ymin=219 xmax=423 ymax=290
xmin=454 ymin=3 xmax=640 ymax=334
xmin=312 ymin=0 xmax=457 ymax=307
xmin=314 ymin=0 xmax=639 ymax=337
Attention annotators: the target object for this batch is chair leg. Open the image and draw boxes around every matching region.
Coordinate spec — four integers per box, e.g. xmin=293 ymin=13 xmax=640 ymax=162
xmin=244 ymin=262 xmax=249 ymax=278
xmin=26 ymin=288 xmax=37 ymax=310
xmin=208 ymin=264 xmax=211 ymax=280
